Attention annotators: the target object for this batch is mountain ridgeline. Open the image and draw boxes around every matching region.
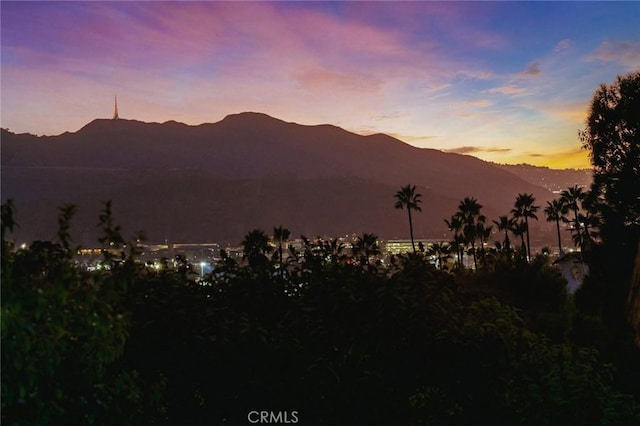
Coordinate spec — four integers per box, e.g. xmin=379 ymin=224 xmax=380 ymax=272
xmin=2 ymin=112 xmax=562 ymax=244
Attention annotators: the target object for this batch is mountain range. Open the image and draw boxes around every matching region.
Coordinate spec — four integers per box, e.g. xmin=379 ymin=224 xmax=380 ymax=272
xmin=1 ymin=112 xmax=589 ymax=246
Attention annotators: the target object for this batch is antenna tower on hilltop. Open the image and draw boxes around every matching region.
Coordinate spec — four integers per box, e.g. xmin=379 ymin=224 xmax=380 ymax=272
xmin=113 ymin=95 xmax=119 ymax=120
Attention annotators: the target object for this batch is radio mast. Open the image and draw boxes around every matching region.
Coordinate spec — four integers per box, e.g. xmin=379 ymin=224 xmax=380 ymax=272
xmin=113 ymin=95 xmax=119 ymax=120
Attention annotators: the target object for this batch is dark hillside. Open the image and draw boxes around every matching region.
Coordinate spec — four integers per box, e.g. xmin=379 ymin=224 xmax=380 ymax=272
xmin=2 ymin=113 xmax=552 ymax=243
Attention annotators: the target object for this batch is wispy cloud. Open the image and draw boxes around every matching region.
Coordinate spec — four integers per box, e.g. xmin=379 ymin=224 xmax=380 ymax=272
xmin=455 ymin=70 xmax=494 ymax=81
xmin=554 ymin=38 xmax=574 ymax=53
xmin=461 ymin=99 xmax=492 ymax=108
xmin=519 ymin=61 xmax=541 ymax=76
xmin=587 ymin=40 xmax=640 ymax=68
xmin=370 ymin=112 xmax=406 ymax=121
xmin=445 ymin=146 xmax=512 ymax=155
xmin=484 ymin=85 xmax=526 ymax=96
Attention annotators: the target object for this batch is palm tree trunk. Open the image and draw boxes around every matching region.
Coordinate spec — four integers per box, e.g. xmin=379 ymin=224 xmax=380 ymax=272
xmin=471 ymin=241 xmax=477 ymax=270
xmin=408 ymin=208 xmax=416 ymax=253
xmin=555 ymin=219 xmax=562 ymax=255
xmin=525 ymin=216 xmax=531 ymax=261
xmin=628 ymin=239 xmax=640 ymax=348
xmin=573 ymin=209 xmax=580 ymax=247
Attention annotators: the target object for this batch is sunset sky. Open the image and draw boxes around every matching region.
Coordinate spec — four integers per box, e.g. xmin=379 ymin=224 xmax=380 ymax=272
xmin=2 ymin=2 xmax=639 ymax=169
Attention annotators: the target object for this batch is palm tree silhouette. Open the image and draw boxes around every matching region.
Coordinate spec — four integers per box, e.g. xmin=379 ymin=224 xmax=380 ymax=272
xmin=445 ymin=215 xmax=464 ymax=268
xmin=241 ymin=229 xmax=272 ymax=270
xmin=353 ymin=232 xmax=380 ymax=266
xmin=511 ymin=219 xmax=528 ymax=258
xmin=560 ymin=186 xmax=587 ymax=245
xmin=456 ymin=197 xmax=483 ymax=270
xmin=560 ymin=186 xmax=586 ymax=226
xmin=511 ymin=193 xmax=539 ymax=261
xmin=476 ymin=216 xmax=491 ymax=265
xmin=544 ymin=199 xmax=567 ymax=255
xmin=273 ymin=225 xmax=290 ymax=277
xmin=394 ymin=184 xmax=422 ymax=254
xmin=323 ymin=237 xmax=346 ymax=265
xmin=427 ymin=242 xmax=451 ymax=270
xmin=493 ymin=215 xmax=514 ymax=253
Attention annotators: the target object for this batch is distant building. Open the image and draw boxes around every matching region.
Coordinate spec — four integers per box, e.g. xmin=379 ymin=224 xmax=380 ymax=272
xmin=384 ymin=239 xmax=441 ymax=255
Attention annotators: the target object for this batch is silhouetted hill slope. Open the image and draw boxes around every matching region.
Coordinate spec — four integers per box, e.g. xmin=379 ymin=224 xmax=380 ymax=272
xmin=2 ymin=170 xmax=468 ymax=244
xmin=2 ymin=113 xmax=554 ymax=244
xmin=495 ymin=163 xmax=592 ymax=193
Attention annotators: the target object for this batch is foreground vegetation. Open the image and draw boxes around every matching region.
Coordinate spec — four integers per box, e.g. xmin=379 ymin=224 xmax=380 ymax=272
xmin=2 ymin=203 xmax=639 ymax=425
xmin=2 ymin=71 xmax=639 ymax=425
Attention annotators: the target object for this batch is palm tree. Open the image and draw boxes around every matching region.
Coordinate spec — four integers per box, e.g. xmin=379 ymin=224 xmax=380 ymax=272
xmin=544 ymin=199 xmax=567 ymax=255
xmin=427 ymin=242 xmax=452 ymax=270
xmin=560 ymin=185 xmax=586 ymax=226
xmin=272 ymin=225 xmax=290 ymax=276
xmin=573 ymin=212 xmax=600 ymax=252
xmin=353 ymin=232 xmax=380 ymax=266
xmin=511 ymin=220 xmax=528 ymax=258
xmin=445 ymin=215 xmax=464 ymax=267
xmin=241 ymin=229 xmax=272 ymax=270
xmin=394 ymin=184 xmax=422 ymax=253
xmin=493 ymin=215 xmax=514 ymax=253
xmin=323 ymin=237 xmax=346 ymax=264
xmin=511 ymin=193 xmax=539 ymax=261
xmin=476 ymin=216 xmax=491 ymax=261
xmin=560 ymin=186 xmax=587 ymax=243
xmin=457 ymin=197 xmax=483 ymax=270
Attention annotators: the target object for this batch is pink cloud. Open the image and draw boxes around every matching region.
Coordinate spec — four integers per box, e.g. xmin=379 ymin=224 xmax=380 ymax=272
xmin=485 ymin=85 xmax=526 ymax=96
xmin=461 ymin=99 xmax=492 ymax=107
xmin=294 ymin=68 xmax=382 ymax=92
xmin=455 ymin=70 xmax=494 ymax=80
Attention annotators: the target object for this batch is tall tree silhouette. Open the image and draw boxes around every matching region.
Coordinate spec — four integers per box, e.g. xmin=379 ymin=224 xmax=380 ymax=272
xmin=544 ymin=199 xmax=567 ymax=255
xmin=578 ymin=71 xmax=640 ymax=347
xmin=394 ymin=184 xmax=422 ymax=254
xmin=580 ymin=71 xmax=640 ymax=239
xmin=511 ymin=193 xmax=539 ymax=261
